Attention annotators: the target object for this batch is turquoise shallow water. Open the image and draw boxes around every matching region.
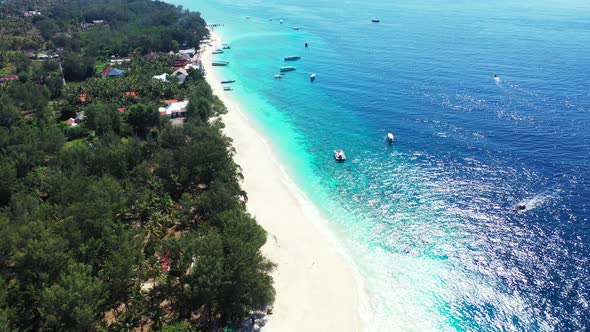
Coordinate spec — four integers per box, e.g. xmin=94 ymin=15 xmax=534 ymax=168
xmin=173 ymin=0 xmax=590 ymax=330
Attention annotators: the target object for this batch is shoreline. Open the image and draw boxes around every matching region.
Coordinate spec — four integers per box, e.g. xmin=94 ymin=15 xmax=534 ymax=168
xmin=201 ymin=30 xmax=366 ymax=331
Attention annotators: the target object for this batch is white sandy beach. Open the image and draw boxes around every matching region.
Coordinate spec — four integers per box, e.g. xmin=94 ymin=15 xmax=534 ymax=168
xmin=201 ymin=31 xmax=364 ymax=331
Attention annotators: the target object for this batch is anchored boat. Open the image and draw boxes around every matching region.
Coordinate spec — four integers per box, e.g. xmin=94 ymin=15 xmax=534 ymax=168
xmin=372 ymin=19 xmax=380 ymax=23
xmin=284 ymin=55 xmax=301 ymax=61
xmin=513 ymin=204 xmax=526 ymax=211
xmin=212 ymin=49 xmax=224 ymax=54
xmin=274 ymin=73 xmax=285 ymax=79
xmin=223 ymin=86 xmax=233 ymax=91
xmin=280 ymin=66 xmax=296 ymax=72
xmin=212 ymin=61 xmax=229 ymax=66
xmin=222 ymin=44 xmax=231 ymax=49
xmin=387 ymin=132 xmax=395 ymax=144
xmin=334 ymin=150 xmax=346 ymax=162
xmin=221 ymin=79 xmax=236 ymax=84
xmin=310 ymin=73 xmax=316 ymax=81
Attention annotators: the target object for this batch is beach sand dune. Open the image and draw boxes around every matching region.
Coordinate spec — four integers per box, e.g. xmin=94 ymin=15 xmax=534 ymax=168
xmin=202 ymin=31 xmax=364 ymax=331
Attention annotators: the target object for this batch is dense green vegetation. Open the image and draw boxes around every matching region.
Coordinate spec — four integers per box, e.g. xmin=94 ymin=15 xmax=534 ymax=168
xmin=1 ymin=0 xmax=207 ymax=54
xmin=1 ymin=0 xmax=207 ymax=79
xmin=0 ymin=1 xmax=275 ymax=331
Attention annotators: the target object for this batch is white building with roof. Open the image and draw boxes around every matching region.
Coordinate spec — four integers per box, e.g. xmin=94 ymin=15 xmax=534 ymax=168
xmin=153 ymin=73 xmax=168 ymax=82
xmin=159 ymin=100 xmax=189 ymax=119
xmin=179 ymin=48 xmax=196 ymax=57
xmin=172 ymin=68 xmax=188 ymax=84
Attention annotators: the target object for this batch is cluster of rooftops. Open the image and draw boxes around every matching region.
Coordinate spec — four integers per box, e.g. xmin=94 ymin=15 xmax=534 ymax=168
xmin=60 ymin=47 xmax=204 ymax=128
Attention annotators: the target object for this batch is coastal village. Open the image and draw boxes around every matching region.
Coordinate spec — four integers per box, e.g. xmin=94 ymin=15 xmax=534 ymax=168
xmin=0 ymin=7 xmax=218 ymax=129
xmin=0 ymin=11 xmax=228 ymax=129
xmin=67 ymin=46 xmax=206 ymax=127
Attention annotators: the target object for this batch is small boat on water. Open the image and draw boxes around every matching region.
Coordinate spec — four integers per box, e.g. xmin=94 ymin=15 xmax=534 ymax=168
xmin=310 ymin=73 xmax=316 ymax=81
xmin=292 ymin=26 xmax=300 ymax=30
xmin=222 ymin=44 xmax=231 ymax=49
xmin=221 ymin=79 xmax=236 ymax=84
xmin=212 ymin=61 xmax=230 ymax=66
xmin=513 ymin=204 xmax=526 ymax=212
xmin=280 ymin=19 xmax=284 ymax=24
xmin=280 ymin=66 xmax=296 ymax=72
xmin=284 ymin=55 xmax=301 ymax=61
xmin=274 ymin=73 xmax=285 ymax=79
xmin=372 ymin=19 xmax=380 ymax=23
xmin=223 ymin=86 xmax=233 ymax=91
xmin=387 ymin=132 xmax=395 ymax=144
xmin=334 ymin=149 xmax=346 ymax=162
xmin=212 ymin=49 xmax=224 ymax=54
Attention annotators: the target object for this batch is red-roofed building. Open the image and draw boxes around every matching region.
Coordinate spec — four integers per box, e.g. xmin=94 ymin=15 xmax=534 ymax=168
xmin=173 ymin=59 xmax=189 ymax=68
xmin=79 ymin=93 xmax=91 ymax=103
xmin=158 ymin=253 xmax=172 ymax=273
xmin=161 ymin=99 xmax=179 ymax=105
xmin=0 ymin=75 xmax=19 ymax=85
xmin=23 ymin=10 xmax=41 ymax=17
xmin=117 ymin=108 xmax=126 ymax=113
xmin=102 ymin=66 xmax=113 ymax=76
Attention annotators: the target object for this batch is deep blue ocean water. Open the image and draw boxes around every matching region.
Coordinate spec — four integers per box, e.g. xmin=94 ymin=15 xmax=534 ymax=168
xmin=174 ymin=0 xmax=590 ymax=330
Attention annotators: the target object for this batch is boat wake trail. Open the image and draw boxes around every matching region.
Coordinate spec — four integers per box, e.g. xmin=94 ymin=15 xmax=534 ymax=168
xmin=517 ymin=189 xmax=559 ymax=211
xmin=497 ymin=78 xmax=549 ymax=102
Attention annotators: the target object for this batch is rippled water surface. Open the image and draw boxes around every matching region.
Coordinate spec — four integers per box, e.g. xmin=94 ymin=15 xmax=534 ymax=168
xmin=175 ymin=0 xmax=590 ymax=329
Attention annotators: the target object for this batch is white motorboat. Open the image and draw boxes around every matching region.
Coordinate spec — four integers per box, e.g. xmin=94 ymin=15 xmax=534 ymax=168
xmin=334 ymin=149 xmax=346 ymax=162
xmin=387 ymin=132 xmax=395 ymax=144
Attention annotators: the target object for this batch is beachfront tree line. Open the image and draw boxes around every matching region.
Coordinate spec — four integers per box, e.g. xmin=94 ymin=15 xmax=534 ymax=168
xmin=0 ymin=0 xmax=275 ymax=330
